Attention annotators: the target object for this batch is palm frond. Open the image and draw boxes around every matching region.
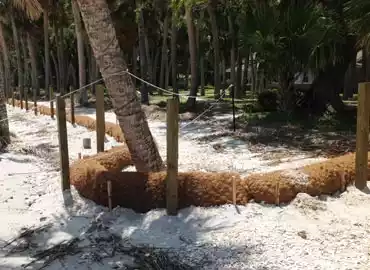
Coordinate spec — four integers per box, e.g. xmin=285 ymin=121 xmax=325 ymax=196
xmin=11 ymin=0 xmax=43 ymax=21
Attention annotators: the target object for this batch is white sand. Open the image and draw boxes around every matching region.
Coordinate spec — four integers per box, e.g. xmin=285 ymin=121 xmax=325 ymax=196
xmin=1 ymin=105 xmax=369 ymax=269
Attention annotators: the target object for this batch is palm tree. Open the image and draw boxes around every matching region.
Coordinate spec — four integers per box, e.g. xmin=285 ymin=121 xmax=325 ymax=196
xmin=76 ymin=0 xmax=163 ymax=172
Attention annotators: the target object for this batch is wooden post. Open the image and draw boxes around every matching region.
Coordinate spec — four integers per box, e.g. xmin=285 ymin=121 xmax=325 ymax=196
xmin=166 ymin=98 xmax=179 ymax=215
xmin=25 ymin=90 xmax=28 ymax=111
xmin=56 ymin=94 xmax=70 ymax=191
xmin=96 ymin=85 xmax=105 ymax=153
xmin=33 ymin=87 xmax=37 ymax=115
xmin=70 ymin=87 xmax=75 ymax=126
xmin=355 ymin=82 xmax=370 ymax=190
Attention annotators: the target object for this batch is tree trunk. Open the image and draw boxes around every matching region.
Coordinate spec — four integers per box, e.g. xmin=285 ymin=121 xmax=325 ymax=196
xmin=72 ymin=0 xmax=88 ymax=105
xmin=185 ymin=6 xmax=198 ymax=108
xmin=44 ymin=6 xmax=50 ymax=99
xmin=235 ymin=49 xmax=242 ymax=97
xmin=159 ymin=13 xmax=169 ymax=90
xmin=138 ymin=8 xmax=149 ymax=104
xmin=171 ymin=13 xmax=177 ymax=95
xmin=228 ymin=17 xmax=236 ymax=98
xmin=27 ymin=32 xmax=40 ymax=96
xmin=20 ymin=32 xmax=29 ymax=96
xmin=207 ymin=2 xmax=220 ymax=99
xmin=10 ymin=12 xmax=24 ymax=97
xmin=250 ymin=52 xmax=257 ymax=93
xmin=140 ymin=8 xmax=153 ymax=85
xmin=76 ymin=0 xmax=163 ymax=172
xmin=0 ymin=54 xmax=10 ymax=148
xmin=200 ymin=56 xmax=205 ymax=96
xmin=57 ymin=26 xmax=66 ymax=94
xmin=90 ymin=46 xmax=98 ymax=94
xmin=51 ymin=51 xmax=59 ymax=94
xmin=165 ymin=59 xmax=170 ymax=90
xmin=0 ymin=23 xmax=10 ymax=97
xmin=242 ymin=54 xmax=249 ymax=95
xmin=343 ymin=59 xmax=356 ymax=100
xmin=152 ymin=48 xmax=160 ymax=86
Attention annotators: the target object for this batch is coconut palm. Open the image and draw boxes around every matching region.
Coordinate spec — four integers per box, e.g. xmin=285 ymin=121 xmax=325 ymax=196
xmin=76 ymin=0 xmax=163 ymax=172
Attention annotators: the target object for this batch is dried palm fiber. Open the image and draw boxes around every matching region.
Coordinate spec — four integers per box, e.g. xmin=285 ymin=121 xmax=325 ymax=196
xmin=70 ymin=163 xmax=248 ymax=212
xmin=8 ymin=98 xmax=126 ymax=143
xmin=72 ymin=151 xmax=370 ymax=212
xmin=246 ymin=152 xmax=369 ymax=204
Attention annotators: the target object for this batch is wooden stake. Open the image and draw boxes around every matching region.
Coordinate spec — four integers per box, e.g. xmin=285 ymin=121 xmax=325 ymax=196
xmin=107 ymin=180 xmax=112 ymax=211
xmin=56 ymin=94 xmax=70 ymax=191
xmin=355 ymin=83 xmax=370 ymax=190
xmin=96 ymin=85 xmax=105 ymax=153
xmin=166 ymin=98 xmax=179 ymax=215
xmin=275 ymin=179 xmax=280 ymax=206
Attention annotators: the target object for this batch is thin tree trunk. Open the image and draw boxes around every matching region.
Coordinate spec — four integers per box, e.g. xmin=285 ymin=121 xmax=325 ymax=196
xmin=228 ymin=16 xmax=236 ymax=98
xmin=171 ymin=13 xmax=177 ymax=94
xmin=57 ymin=26 xmax=65 ymax=94
xmin=20 ymin=32 xmax=29 ymax=97
xmin=0 ymin=53 xmax=10 ymax=148
xmin=0 ymin=23 xmax=10 ymax=97
xmin=44 ymin=6 xmax=50 ymax=99
xmin=76 ymin=0 xmax=163 ymax=172
xmin=140 ymin=8 xmax=153 ymax=85
xmin=250 ymin=52 xmax=256 ymax=93
xmin=236 ymin=49 xmax=242 ymax=97
xmin=72 ymin=0 xmax=88 ymax=105
xmin=10 ymin=12 xmax=24 ymax=97
xmin=53 ymin=22 xmax=60 ymax=93
xmin=152 ymin=48 xmax=160 ymax=86
xmin=185 ymin=6 xmax=198 ymax=108
xmin=207 ymin=2 xmax=220 ymax=99
xmin=51 ymin=51 xmax=59 ymax=94
xmin=27 ymin=32 xmax=40 ymax=96
xmin=90 ymin=46 xmax=98 ymax=94
xmin=165 ymin=59 xmax=170 ymax=90
xmin=242 ymin=55 xmax=249 ymax=94
xmin=200 ymin=56 xmax=205 ymax=96
xmin=159 ymin=13 xmax=169 ymax=91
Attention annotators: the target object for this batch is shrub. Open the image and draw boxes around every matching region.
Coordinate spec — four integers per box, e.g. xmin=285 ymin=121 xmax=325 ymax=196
xmin=257 ymin=89 xmax=278 ymax=111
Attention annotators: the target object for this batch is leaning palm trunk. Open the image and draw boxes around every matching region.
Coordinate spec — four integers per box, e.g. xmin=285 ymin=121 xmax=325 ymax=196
xmin=76 ymin=0 xmax=163 ymax=172
xmin=0 ymin=56 xmax=10 ymax=148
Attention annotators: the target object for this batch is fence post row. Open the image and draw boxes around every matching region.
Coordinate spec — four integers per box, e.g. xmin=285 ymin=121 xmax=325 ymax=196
xmin=166 ymin=98 xmax=179 ymax=215
xmin=355 ymin=82 xmax=370 ymax=190
xmin=56 ymin=94 xmax=70 ymax=192
xmin=96 ymin=85 xmax=105 ymax=153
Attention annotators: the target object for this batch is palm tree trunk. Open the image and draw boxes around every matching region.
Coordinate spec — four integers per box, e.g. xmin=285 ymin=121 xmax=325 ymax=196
xmin=51 ymin=51 xmax=59 ymax=93
xmin=0 ymin=54 xmax=9 ymax=148
xmin=242 ymin=55 xmax=249 ymax=94
xmin=152 ymin=48 xmax=160 ymax=86
xmin=207 ymin=2 xmax=220 ymax=99
xmin=138 ymin=9 xmax=149 ymax=104
xmin=20 ymin=32 xmax=29 ymax=97
xmin=57 ymin=26 xmax=65 ymax=94
xmin=159 ymin=13 xmax=169 ymax=90
xmin=10 ymin=12 xmax=24 ymax=98
xmin=76 ymin=0 xmax=163 ymax=172
xmin=228 ymin=16 xmax=236 ymax=98
xmin=72 ymin=0 xmax=88 ymax=105
xmin=0 ymin=23 xmax=10 ymax=97
xmin=165 ymin=59 xmax=170 ymax=90
xmin=200 ymin=56 xmax=205 ymax=96
xmin=171 ymin=13 xmax=177 ymax=95
xmin=44 ymin=6 xmax=50 ymax=99
xmin=27 ymin=32 xmax=40 ymax=96
xmin=185 ymin=6 xmax=198 ymax=108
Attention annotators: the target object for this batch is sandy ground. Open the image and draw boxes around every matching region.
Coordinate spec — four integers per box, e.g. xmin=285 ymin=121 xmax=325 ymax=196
xmin=0 ymin=105 xmax=370 ymax=269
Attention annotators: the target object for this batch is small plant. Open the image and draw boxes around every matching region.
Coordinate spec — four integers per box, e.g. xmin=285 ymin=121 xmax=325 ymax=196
xmin=257 ymin=89 xmax=278 ymax=111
